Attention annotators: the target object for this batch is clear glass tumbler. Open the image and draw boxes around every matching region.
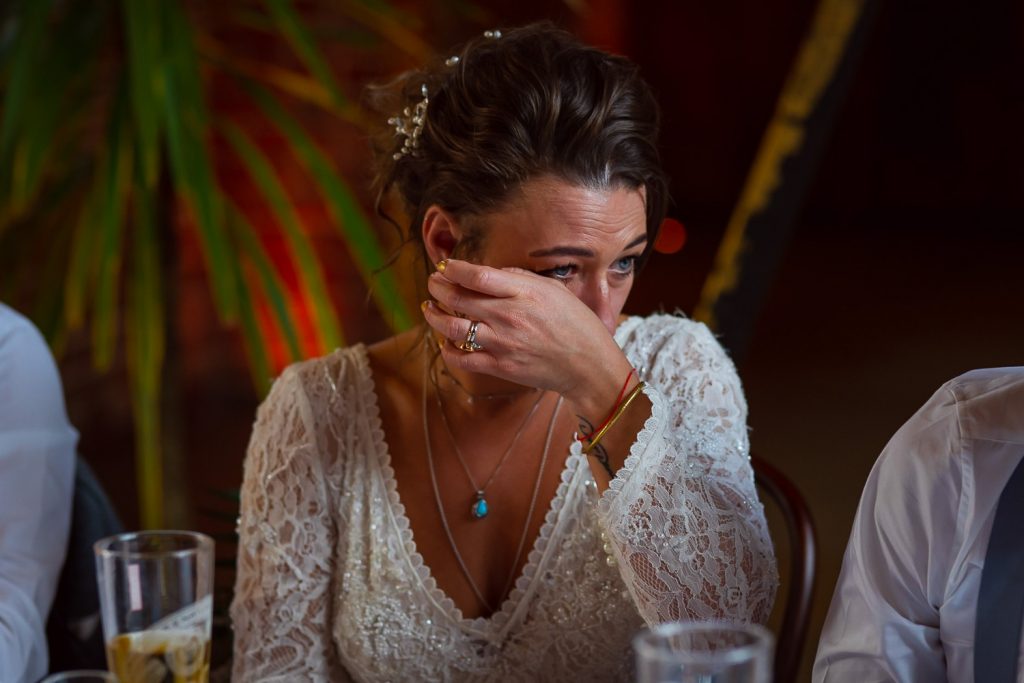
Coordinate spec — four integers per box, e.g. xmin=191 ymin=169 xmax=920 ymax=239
xmin=94 ymin=531 xmax=214 ymax=683
xmin=633 ymin=620 xmax=774 ymax=683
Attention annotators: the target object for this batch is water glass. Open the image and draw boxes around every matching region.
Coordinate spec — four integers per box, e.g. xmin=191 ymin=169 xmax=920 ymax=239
xmin=634 ymin=620 xmax=774 ymax=683
xmin=94 ymin=531 xmax=214 ymax=683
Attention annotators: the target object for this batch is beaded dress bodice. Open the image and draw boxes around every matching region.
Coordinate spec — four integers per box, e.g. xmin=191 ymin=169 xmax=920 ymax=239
xmin=231 ymin=315 xmax=778 ymax=682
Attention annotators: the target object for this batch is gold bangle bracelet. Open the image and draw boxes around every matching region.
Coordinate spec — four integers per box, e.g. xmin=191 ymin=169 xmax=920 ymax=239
xmin=583 ymin=382 xmax=646 ymax=455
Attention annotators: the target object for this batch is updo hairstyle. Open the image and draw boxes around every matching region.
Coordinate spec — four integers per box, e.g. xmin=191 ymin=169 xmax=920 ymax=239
xmin=370 ymin=22 xmax=668 ymax=269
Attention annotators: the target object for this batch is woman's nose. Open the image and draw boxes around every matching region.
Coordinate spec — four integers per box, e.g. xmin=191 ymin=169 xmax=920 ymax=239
xmin=579 ymin=279 xmax=617 ymax=334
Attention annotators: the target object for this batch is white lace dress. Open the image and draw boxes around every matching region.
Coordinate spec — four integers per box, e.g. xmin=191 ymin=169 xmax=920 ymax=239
xmin=231 ymin=314 xmax=778 ymax=682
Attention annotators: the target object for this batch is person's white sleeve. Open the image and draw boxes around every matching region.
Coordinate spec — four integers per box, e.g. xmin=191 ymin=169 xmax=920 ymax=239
xmin=0 ymin=308 xmax=76 ymax=683
xmin=597 ymin=316 xmax=778 ymax=625
xmin=230 ymin=366 xmax=351 ymax=682
xmin=813 ymin=387 xmax=960 ymax=682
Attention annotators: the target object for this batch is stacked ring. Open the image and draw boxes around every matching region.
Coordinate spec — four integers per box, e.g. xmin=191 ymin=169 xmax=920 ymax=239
xmin=458 ymin=321 xmax=483 ymax=352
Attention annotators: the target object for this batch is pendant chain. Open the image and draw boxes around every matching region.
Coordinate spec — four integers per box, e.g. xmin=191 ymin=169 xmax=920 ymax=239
xmin=432 ymin=363 xmax=544 ymax=516
xmin=422 ymin=360 xmax=562 ymax=614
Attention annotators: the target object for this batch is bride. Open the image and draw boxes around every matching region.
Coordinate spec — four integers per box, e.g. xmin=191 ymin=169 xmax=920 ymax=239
xmin=231 ymin=22 xmax=777 ymax=681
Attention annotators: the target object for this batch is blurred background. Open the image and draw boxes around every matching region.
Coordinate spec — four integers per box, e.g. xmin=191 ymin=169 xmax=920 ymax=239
xmin=2 ymin=0 xmax=1022 ymax=680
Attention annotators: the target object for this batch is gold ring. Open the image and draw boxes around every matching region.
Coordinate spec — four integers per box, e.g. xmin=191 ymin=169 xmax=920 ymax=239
xmin=458 ymin=320 xmax=483 ymax=352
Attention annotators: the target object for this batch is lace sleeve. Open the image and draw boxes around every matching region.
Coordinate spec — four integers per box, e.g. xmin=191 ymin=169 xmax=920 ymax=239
xmin=230 ymin=367 xmax=350 ymax=681
xmin=598 ymin=317 xmax=778 ymax=625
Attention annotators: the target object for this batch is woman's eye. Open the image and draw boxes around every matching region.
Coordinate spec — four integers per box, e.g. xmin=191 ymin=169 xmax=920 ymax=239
xmin=612 ymin=256 xmax=637 ymax=274
xmin=539 ymin=264 xmax=575 ymax=279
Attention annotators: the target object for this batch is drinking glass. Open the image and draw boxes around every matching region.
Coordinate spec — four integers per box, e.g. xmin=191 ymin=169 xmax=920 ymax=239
xmin=40 ymin=672 xmax=118 ymax=683
xmin=633 ymin=620 xmax=774 ymax=683
xmin=95 ymin=531 xmax=214 ymax=683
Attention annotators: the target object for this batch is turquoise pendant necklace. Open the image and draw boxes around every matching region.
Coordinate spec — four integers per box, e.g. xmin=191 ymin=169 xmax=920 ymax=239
xmin=434 ymin=368 xmax=545 ymax=520
xmin=424 ymin=357 xmax=563 ymax=612
xmin=471 ymin=492 xmax=489 ymax=519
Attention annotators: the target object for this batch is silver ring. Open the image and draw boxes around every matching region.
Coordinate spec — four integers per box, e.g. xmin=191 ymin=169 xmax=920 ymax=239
xmin=458 ymin=320 xmax=483 ymax=352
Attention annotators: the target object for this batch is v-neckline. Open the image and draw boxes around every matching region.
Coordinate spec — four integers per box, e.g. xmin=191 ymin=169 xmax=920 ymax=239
xmin=351 ymin=343 xmax=587 ymax=641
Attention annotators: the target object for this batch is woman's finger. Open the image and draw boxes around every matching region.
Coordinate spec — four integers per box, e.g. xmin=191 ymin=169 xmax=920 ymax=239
xmin=422 ymin=301 xmax=497 ymax=351
xmin=435 ymin=259 xmax=525 ymax=297
xmin=427 ymin=273 xmax=499 ymax=321
xmin=438 ymin=337 xmax=501 ymax=375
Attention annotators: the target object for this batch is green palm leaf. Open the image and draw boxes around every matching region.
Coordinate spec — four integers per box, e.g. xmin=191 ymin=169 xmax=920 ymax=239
xmin=233 ymin=253 xmax=275 ymax=397
xmin=125 ymin=173 xmax=166 ymax=529
xmin=92 ymin=87 xmax=133 ymax=371
xmin=2 ymin=0 xmax=446 ymax=531
xmin=222 ymin=121 xmax=344 ymax=352
xmin=159 ymin=0 xmax=239 ymax=322
xmin=64 ymin=196 xmax=97 ymax=332
xmin=0 ymin=0 xmax=57 ymax=217
xmin=0 ymin=0 xmax=50 ymax=166
xmin=262 ymin=0 xmax=354 ymax=115
xmin=122 ymin=0 xmax=164 ymax=189
xmin=245 ymin=84 xmax=413 ymax=332
xmin=336 ymin=0 xmax=434 ymax=61
xmin=227 ymin=201 xmax=304 ymax=366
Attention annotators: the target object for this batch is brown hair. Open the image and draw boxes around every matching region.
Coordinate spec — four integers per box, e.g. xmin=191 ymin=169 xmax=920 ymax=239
xmin=370 ymin=22 xmax=668 ymax=268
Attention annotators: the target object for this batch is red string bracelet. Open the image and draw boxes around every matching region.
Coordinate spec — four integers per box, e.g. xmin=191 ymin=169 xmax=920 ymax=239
xmin=577 ymin=368 xmax=638 ymax=443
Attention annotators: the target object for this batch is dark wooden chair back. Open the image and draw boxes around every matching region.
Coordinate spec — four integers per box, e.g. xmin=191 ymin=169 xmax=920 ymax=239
xmin=752 ymin=456 xmax=817 ymax=683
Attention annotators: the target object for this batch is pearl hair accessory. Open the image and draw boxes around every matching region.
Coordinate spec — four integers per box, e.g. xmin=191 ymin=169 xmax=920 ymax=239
xmin=388 ymin=30 xmax=501 ymax=161
xmin=445 ymin=28 xmax=500 ymax=68
xmin=387 ymin=83 xmax=429 ymax=161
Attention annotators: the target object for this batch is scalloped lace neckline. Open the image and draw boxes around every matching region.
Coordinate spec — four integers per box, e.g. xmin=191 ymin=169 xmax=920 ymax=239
xmin=350 ymin=343 xmax=586 ymax=640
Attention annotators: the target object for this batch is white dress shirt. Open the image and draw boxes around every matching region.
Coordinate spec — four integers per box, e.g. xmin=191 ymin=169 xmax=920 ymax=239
xmin=814 ymin=367 xmax=1024 ymax=682
xmin=0 ymin=304 xmax=76 ymax=683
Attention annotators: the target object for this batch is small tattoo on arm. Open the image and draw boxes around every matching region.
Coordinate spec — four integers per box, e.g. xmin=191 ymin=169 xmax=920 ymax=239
xmin=578 ymin=414 xmax=614 ymax=478
xmin=590 ymin=443 xmax=613 ymax=477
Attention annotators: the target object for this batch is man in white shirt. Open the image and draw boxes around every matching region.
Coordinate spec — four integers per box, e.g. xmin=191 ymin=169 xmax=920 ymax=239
xmin=0 ymin=304 xmax=76 ymax=682
xmin=814 ymin=367 xmax=1024 ymax=682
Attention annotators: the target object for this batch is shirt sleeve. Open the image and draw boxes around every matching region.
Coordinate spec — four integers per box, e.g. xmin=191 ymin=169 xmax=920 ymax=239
xmin=230 ymin=366 xmax=350 ymax=682
xmin=0 ymin=309 xmax=76 ymax=683
xmin=596 ymin=316 xmax=778 ymax=625
xmin=813 ymin=386 xmax=961 ymax=683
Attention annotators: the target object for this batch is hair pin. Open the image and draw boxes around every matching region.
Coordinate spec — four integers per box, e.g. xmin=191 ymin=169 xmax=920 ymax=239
xmin=388 ymin=83 xmax=429 ymax=160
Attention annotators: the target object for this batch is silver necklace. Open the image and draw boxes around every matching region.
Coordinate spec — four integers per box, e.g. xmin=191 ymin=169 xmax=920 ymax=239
xmin=433 ymin=365 xmax=545 ymax=520
xmin=422 ymin=361 xmax=563 ymax=614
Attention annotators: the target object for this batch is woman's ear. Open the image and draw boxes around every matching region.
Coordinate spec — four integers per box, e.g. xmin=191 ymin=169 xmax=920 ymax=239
xmin=422 ymin=205 xmax=462 ymax=265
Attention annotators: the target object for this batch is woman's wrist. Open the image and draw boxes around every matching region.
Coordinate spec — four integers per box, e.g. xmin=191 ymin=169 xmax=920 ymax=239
xmin=583 ymin=381 xmax=646 ymax=454
xmin=565 ymin=353 xmax=638 ymax=436
xmin=569 ymin=358 xmax=651 ymax=482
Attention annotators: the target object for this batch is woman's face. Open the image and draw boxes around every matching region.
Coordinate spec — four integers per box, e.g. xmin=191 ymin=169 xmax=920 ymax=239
xmin=470 ymin=176 xmax=648 ymax=334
